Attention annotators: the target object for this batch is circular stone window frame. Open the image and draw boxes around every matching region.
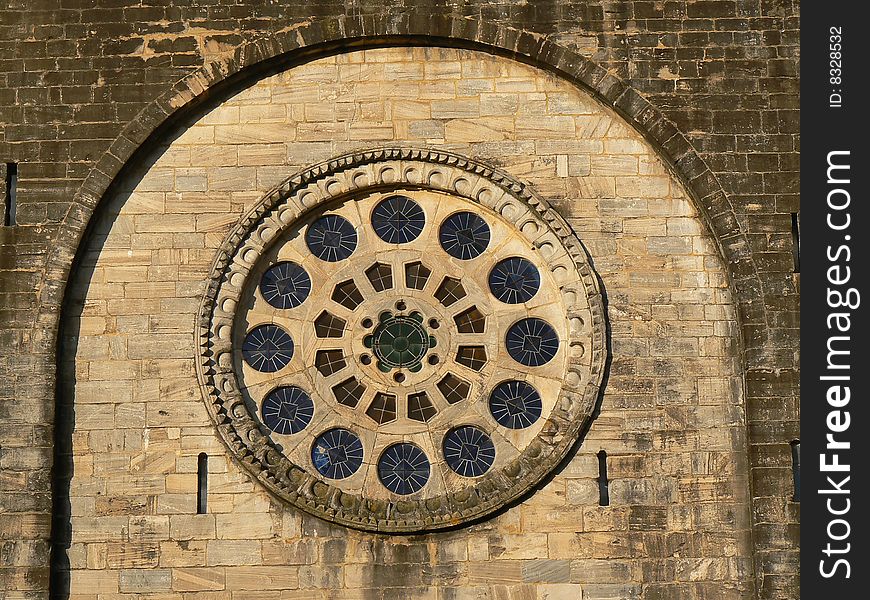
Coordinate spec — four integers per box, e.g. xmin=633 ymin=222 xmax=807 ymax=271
xmin=196 ymin=147 xmax=607 ymax=532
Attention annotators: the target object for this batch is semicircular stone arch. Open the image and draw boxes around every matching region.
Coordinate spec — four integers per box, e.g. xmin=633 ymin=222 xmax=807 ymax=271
xmin=48 ymin=20 xmax=760 ymax=342
xmin=59 ymin=42 xmax=756 ymax=598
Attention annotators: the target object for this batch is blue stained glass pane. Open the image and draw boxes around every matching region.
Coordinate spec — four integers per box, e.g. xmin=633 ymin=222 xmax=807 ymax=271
xmin=505 ymin=318 xmax=559 ymax=367
xmin=306 ymin=215 xmax=358 ymax=262
xmin=378 ymin=443 xmax=430 ymax=495
xmin=259 ymin=261 xmax=311 ymax=309
xmin=312 ymin=428 xmax=364 ymax=479
xmin=489 ymin=257 xmax=541 ymax=304
xmin=443 ymin=426 xmax=496 ymax=477
xmin=371 ymin=195 xmax=425 ymax=244
xmin=439 ymin=212 xmax=490 ymax=260
xmin=242 ymin=324 xmax=294 ymax=372
xmin=261 ymin=386 xmax=314 ymax=435
xmin=489 ymin=380 xmax=543 ymax=429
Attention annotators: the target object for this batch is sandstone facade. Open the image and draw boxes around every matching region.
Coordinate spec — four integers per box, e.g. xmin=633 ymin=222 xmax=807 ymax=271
xmin=0 ymin=3 xmax=800 ymax=600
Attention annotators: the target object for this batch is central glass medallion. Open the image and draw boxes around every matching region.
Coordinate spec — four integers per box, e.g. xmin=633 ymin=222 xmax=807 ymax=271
xmin=364 ymin=311 xmax=436 ymax=373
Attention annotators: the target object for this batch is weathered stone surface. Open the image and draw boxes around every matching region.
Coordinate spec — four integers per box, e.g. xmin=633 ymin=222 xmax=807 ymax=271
xmin=0 ymin=5 xmax=799 ymax=600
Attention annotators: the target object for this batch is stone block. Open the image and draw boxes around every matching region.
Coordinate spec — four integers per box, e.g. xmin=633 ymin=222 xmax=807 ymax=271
xmin=467 ymin=561 xmax=524 ymax=584
xmin=581 ymin=584 xmax=641 ymax=599
xmin=456 ymin=78 xmax=494 ymax=95
xmin=591 ymin=155 xmax=638 ymax=176
xmin=384 ymin=62 xmax=424 ymax=81
xmin=431 ymin=99 xmax=480 ymax=119
xmin=72 ymin=518 xmax=128 ymax=544
xmin=69 ymin=569 xmax=119 ymax=594
xmin=297 ymin=565 xmax=342 ymax=589
xmin=522 ymin=560 xmax=572 ymax=583
xmin=570 ymin=559 xmax=636 ymax=584
xmin=190 ymin=145 xmax=240 ymax=167
xmin=128 ymin=515 xmax=170 ymax=541
xmin=239 ymin=104 xmax=286 ymax=124
xmin=488 ymin=534 xmax=548 ymax=560
xmin=537 ymin=584 xmax=585 ymax=600
xmin=172 ymin=566 xmax=226 ymax=591
xmin=516 ymin=116 xmax=575 ymax=138
xmin=105 ymin=540 xmax=160 ymax=568
xmin=224 ymin=566 xmax=299 ymax=590
xmin=616 ymin=176 xmax=671 ymax=198
xmin=156 ymin=493 xmax=197 ymax=515
xmin=520 ymin=505 xmax=585 ymax=533
xmin=215 ymin=513 xmax=275 ymax=539
xmin=159 ymin=540 xmax=207 ymax=567
xmin=207 ymin=540 xmax=262 ymax=566
xmin=118 ymin=568 xmax=171 ymax=592
xmin=445 ymin=117 xmax=513 ymax=142
xmin=238 ymin=144 xmax=286 ymax=167
xmin=76 ymin=404 xmax=115 ymax=430
xmin=436 ymin=537 xmax=468 ymax=563
xmin=214 ymin=124 xmax=295 ymax=145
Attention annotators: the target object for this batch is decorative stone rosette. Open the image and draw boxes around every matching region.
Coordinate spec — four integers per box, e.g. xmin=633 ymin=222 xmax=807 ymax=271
xmin=196 ymin=147 xmax=607 ymax=532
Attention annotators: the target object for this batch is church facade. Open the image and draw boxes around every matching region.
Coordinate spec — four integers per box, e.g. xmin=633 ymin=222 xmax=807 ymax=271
xmin=0 ymin=2 xmax=800 ymax=600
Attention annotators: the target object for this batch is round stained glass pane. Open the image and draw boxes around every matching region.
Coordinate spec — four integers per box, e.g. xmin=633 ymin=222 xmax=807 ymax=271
xmin=312 ymin=428 xmax=364 ymax=479
xmin=443 ymin=426 xmax=496 ymax=477
xmin=378 ymin=443 xmax=430 ymax=495
xmin=306 ymin=215 xmax=358 ymax=262
xmin=372 ymin=195 xmax=425 ymax=244
xmin=261 ymin=386 xmax=314 ymax=435
xmin=505 ymin=318 xmax=559 ymax=367
xmin=489 ymin=257 xmax=540 ymax=304
xmin=242 ymin=324 xmax=294 ymax=372
xmin=259 ymin=261 xmax=311 ymax=309
xmin=439 ymin=212 xmax=490 ymax=260
xmin=489 ymin=380 xmax=543 ymax=429
xmin=366 ymin=312 xmax=435 ymax=373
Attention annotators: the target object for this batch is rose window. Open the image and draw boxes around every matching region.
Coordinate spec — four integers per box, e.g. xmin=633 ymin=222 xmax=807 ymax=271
xmin=197 ymin=149 xmax=606 ymax=532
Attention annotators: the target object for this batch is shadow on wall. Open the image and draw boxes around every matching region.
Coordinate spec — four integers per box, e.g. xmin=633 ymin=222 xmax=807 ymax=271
xmin=50 ymin=135 xmax=189 ymax=596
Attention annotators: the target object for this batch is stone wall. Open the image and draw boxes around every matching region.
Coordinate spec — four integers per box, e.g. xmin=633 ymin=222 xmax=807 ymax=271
xmin=62 ymin=46 xmax=750 ymax=600
xmin=0 ymin=3 xmax=800 ymax=600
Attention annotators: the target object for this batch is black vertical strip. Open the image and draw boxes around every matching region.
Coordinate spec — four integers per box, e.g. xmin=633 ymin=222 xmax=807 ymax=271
xmin=597 ymin=450 xmax=609 ymax=506
xmin=791 ymin=212 xmax=801 ymax=273
xmin=803 ymin=4 xmax=867 ymax=594
xmin=3 ymin=162 xmax=16 ymax=226
xmin=791 ymin=440 xmax=801 ymax=502
xmin=197 ymin=453 xmax=208 ymax=514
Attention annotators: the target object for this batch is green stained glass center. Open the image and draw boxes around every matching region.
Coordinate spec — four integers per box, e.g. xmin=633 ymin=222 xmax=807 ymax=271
xmin=365 ymin=311 xmax=436 ymax=373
